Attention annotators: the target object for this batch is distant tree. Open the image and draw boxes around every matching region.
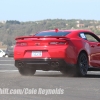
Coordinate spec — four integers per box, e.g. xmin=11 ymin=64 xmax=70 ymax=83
xmin=0 ymin=19 xmax=100 ymax=46
xmin=6 ymin=20 xmax=20 ymax=24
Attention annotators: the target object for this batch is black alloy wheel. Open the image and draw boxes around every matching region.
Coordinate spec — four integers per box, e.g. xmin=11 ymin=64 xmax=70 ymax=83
xmin=76 ymin=53 xmax=88 ymax=77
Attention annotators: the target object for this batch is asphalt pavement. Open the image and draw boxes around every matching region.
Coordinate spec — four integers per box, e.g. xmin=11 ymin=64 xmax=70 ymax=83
xmin=0 ymin=57 xmax=100 ymax=100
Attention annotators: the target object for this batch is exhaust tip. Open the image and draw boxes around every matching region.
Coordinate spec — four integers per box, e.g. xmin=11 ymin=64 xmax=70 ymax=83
xmin=17 ymin=62 xmax=24 ymax=68
xmin=51 ymin=62 xmax=59 ymax=68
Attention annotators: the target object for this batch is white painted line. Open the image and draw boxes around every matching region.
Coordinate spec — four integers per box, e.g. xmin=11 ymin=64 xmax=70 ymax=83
xmin=0 ymin=64 xmax=14 ymax=66
xmin=37 ymin=70 xmax=60 ymax=72
xmin=89 ymin=71 xmax=100 ymax=74
xmin=0 ymin=70 xmax=18 ymax=72
xmin=0 ymin=70 xmax=59 ymax=73
xmin=0 ymin=60 xmax=14 ymax=61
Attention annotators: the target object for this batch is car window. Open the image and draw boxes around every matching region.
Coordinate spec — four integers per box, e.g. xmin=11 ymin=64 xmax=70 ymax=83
xmin=35 ymin=31 xmax=70 ymax=36
xmin=80 ymin=32 xmax=99 ymax=42
xmin=85 ymin=34 xmax=98 ymax=42
xmin=0 ymin=49 xmax=3 ymax=52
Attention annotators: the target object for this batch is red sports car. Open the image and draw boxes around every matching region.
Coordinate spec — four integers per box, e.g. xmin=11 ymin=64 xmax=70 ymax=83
xmin=14 ymin=29 xmax=100 ymax=76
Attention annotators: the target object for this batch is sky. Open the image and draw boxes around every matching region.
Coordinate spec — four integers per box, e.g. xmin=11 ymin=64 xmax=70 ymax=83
xmin=0 ymin=0 xmax=100 ymax=22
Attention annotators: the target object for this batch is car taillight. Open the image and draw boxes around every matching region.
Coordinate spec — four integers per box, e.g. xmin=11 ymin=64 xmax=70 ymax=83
xmin=16 ymin=42 xmax=28 ymax=46
xmin=49 ymin=42 xmax=67 ymax=45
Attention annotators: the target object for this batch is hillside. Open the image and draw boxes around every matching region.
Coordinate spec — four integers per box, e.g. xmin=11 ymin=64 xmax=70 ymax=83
xmin=0 ymin=19 xmax=100 ymax=46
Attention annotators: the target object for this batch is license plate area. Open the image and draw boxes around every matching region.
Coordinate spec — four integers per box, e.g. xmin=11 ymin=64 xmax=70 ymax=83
xmin=31 ymin=51 xmax=42 ymax=57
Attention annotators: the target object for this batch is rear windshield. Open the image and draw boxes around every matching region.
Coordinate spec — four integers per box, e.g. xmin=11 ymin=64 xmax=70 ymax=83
xmin=35 ymin=31 xmax=70 ymax=36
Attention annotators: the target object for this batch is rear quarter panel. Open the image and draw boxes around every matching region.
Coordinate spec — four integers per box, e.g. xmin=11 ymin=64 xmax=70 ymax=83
xmin=65 ymin=38 xmax=90 ymax=64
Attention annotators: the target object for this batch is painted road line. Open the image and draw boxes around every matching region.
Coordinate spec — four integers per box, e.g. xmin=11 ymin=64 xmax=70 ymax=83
xmin=0 ymin=71 xmax=100 ymax=74
xmin=0 ymin=60 xmax=14 ymax=61
xmin=0 ymin=64 xmax=14 ymax=66
xmin=0 ymin=70 xmax=18 ymax=72
xmin=0 ymin=70 xmax=60 ymax=73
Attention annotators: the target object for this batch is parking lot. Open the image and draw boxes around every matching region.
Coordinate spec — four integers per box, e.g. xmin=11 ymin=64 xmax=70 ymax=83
xmin=0 ymin=57 xmax=100 ymax=100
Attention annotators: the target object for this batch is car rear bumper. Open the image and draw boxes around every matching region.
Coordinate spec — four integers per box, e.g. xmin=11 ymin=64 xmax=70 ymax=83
xmin=15 ymin=58 xmax=75 ymax=70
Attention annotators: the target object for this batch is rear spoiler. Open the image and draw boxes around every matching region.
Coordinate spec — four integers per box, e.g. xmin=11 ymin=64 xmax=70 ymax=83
xmin=15 ymin=36 xmax=69 ymax=40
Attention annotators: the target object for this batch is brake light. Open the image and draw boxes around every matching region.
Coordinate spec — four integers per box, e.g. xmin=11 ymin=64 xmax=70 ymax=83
xmin=16 ymin=42 xmax=28 ymax=46
xmin=49 ymin=42 xmax=67 ymax=45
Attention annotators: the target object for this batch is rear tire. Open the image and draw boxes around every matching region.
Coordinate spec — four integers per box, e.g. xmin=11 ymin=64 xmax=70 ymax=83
xmin=18 ymin=68 xmax=36 ymax=76
xmin=76 ymin=53 xmax=88 ymax=77
xmin=61 ymin=53 xmax=88 ymax=77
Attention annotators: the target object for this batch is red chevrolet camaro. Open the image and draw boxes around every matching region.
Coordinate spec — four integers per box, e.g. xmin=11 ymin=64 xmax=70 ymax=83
xmin=14 ymin=29 xmax=100 ymax=77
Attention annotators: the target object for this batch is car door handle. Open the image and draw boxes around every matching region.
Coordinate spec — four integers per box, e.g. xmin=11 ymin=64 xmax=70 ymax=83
xmin=91 ymin=45 xmax=95 ymax=47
